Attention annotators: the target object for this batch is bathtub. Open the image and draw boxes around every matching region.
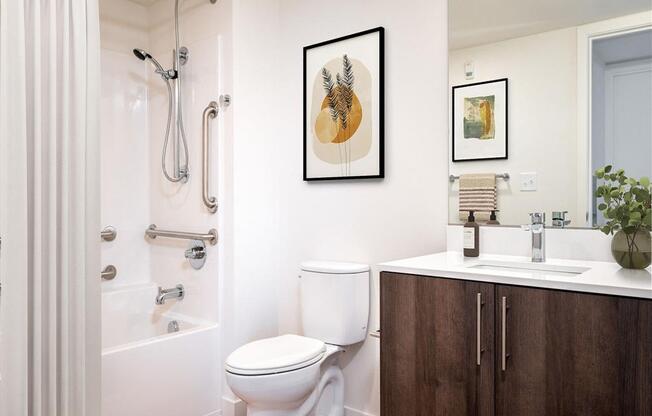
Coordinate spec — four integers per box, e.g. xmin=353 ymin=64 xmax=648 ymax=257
xmin=102 ymin=284 xmax=220 ymax=416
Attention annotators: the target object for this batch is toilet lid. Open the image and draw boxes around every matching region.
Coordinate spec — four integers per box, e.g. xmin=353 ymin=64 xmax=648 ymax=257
xmin=226 ymin=334 xmax=326 ymax=376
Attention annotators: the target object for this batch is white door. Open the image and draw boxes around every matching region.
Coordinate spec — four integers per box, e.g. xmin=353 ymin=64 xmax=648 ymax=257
xmin=604 ymin=59 xmax=652 ymax=180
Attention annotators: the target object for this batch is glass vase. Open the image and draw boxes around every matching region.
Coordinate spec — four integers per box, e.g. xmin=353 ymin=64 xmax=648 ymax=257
xmin=611 ymin=230 xmax=652 ymax=269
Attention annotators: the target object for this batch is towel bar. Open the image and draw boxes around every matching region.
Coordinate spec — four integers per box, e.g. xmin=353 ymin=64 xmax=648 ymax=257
xmin=449 ymin=173 xmax=510 ymax=183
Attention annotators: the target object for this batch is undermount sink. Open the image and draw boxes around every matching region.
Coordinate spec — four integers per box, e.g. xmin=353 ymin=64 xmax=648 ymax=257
xmin=467 ymin=260 xmax=591 ymax=277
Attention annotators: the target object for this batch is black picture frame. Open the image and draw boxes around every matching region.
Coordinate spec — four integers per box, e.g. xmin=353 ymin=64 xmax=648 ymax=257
xmin=451 ymin=78 xmax=509 ymax=162
xmin=303 ymin=27 xmax=385 ymax=181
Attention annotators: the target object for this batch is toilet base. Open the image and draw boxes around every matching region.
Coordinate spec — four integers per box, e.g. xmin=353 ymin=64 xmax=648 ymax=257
xmin=246 ymin=365 xmax=344 ymax=416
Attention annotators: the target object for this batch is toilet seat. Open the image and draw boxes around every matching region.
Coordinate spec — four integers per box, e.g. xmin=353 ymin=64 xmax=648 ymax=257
xmin=226 ymin=334 xmax=326 ymax=376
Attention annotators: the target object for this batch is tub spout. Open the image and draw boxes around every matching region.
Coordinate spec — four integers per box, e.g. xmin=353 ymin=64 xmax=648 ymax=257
xmin=156 ymin=284 xmax=185 ymax=305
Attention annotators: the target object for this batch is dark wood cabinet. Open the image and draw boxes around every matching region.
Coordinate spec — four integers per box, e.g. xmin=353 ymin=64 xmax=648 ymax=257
xmin=495 ymin=285 xmax=652 ymax=416
xmin=380 ymin=272 xmax=652 ymax=416
xmin=381 ymin=272 xmax=495 ymax=416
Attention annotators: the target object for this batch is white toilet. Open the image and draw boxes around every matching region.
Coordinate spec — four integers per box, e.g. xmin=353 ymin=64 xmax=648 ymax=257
xmin=225 ymin=261 xmax=370 ymax=416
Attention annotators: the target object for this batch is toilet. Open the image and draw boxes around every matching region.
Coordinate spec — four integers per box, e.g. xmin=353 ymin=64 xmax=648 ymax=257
xmin=225 ymin=261 xmax=370 ymax=416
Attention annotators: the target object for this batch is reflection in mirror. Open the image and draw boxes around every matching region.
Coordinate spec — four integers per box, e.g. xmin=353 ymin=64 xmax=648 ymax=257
xmin=448 ymin=0 xmax=652 ymax=229
xmin=591 ymin=30 xmax=652 ymax=226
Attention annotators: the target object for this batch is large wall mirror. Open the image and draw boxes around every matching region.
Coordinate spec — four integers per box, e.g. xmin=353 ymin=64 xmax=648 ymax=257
xmin=448 ymin=0 xmax=652 ymax=228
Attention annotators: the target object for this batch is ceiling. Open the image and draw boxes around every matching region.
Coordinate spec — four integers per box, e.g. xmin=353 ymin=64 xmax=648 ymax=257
xmin=450 ymin=0 xmax=652 ymax=50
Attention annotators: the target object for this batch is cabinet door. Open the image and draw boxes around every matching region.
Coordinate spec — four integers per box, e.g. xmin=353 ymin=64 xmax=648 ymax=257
xmin=381 ymin=273 xmax=495 ymax=416
xmin=495 ymin=285 xmax=652 ymax=416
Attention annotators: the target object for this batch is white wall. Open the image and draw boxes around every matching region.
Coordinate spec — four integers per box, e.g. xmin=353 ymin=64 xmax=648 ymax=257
xmin=448 ymin=27 xmax=579 ymax=226
xmin=220 ymin=0 xmax=283 ymax=411
xmin=272 ymin=0 xmax=449 ymax=414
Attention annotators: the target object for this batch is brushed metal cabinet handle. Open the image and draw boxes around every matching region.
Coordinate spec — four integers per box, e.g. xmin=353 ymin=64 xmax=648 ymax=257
xmin=476 ymin=292 xmax=482 ymax=366
xmin=501 ymin=296 xmax=508 ymax=371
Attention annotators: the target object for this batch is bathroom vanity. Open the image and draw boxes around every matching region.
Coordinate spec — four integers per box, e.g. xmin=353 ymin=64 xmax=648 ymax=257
xmin=378 ymin=253 xmax=652 ymax=416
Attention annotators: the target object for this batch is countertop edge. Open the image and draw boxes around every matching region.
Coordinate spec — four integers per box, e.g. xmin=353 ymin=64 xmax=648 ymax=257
xmin=378 ymin=253 xmax=652 ymax=300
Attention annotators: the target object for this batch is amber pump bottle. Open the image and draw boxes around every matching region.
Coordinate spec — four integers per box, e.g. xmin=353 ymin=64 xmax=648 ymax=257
xmin=463 ymin=210 xmax=480 ymax=257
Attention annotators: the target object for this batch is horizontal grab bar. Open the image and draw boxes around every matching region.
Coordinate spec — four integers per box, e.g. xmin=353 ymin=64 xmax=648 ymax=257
xmin=145 ymin=224 xmax=218 ymax=245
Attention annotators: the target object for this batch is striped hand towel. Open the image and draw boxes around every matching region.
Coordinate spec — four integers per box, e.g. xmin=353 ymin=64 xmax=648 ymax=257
xmin=458 ymin=173 xmax=497 ymax=222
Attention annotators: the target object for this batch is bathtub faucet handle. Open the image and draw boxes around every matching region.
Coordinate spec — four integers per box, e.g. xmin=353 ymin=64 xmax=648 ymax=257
xmin=184 ymin=245 xmax=205 ymax=260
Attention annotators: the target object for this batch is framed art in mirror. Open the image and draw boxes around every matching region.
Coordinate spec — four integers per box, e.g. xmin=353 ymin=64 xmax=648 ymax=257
xmin=452 ymin=78 xmax=508 ymax=162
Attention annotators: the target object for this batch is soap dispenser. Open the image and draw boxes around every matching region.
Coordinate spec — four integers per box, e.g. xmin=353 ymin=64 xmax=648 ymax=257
xmin=463 ymin=210 xmax=480 ymax=257
xmin=487 ymin=210 xmax=500 ymax=225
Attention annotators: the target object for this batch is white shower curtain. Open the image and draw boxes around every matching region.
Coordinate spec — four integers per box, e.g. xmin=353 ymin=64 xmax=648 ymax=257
xmin=0 ymin=1 xmax=101 ymax=415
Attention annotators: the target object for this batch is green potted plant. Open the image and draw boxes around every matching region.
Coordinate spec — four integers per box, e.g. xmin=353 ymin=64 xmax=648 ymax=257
xmin=595 ymin=165 xmax=651 ymax=269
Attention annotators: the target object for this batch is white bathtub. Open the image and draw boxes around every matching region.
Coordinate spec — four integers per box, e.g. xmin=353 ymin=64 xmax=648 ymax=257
xmin=102 ymin=284 xmax=220 ymax=416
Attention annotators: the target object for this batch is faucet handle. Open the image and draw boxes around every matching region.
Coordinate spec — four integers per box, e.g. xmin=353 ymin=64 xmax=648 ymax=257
xmin=529 ymin=212 xmax=545 ymax=225
xmin=185 ymin=246 xmax=206 ymax=260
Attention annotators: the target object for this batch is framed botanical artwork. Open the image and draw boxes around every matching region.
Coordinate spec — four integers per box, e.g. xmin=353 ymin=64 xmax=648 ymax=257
xmin=452 ymin=78 xmax=508 ymax=162
xmin=303 ymin=27 xmax=384 ymax=181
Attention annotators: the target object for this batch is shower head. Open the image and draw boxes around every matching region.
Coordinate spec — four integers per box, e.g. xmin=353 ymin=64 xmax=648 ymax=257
xmin=133 ymin=48 xmax=151 ymax=61
xmin=133 ymin=48 xmax=176 ymax=79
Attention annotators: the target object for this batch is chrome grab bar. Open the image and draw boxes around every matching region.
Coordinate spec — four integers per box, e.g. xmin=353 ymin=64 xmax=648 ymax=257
xmin=101 ymin=226 xmax=117 ymax=242
xmin=202 ymin=101 xmax=219 ymax=214
xmin=102 ymin=265 xmax=117 ymax=280
xmin=145 ymin=224 xmax=218 ymax=245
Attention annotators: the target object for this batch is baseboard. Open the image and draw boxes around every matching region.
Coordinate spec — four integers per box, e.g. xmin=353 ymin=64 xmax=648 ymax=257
xmin=222 ymin=396 xmax=247 ymax=416
xmin=223 ymin=397 xmax=375 ymax=416
xmin=344 ymin=406 xmax=377 ymax=416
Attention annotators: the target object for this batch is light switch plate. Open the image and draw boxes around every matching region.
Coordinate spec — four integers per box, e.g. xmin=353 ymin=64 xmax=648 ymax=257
xmin=520 ymin=172 xmax=537 ymax=191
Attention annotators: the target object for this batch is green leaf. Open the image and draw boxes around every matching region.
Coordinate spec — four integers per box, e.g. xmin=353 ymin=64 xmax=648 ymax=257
xmin=604 ymin=165 xmax=612 ymax=173
xmin=640 ymin=177 xmax=650 ymax=188
xmin=598 ymin=203 xmax=607 ymax=211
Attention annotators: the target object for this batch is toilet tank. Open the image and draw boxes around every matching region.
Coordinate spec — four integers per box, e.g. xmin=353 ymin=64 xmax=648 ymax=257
xmin=299 ymin=261 xmax=370 ymax=346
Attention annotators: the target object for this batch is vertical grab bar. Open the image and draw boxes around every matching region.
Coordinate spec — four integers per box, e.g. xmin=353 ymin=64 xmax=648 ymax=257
xmin=202 ymin=101 xmax=219 ymax=213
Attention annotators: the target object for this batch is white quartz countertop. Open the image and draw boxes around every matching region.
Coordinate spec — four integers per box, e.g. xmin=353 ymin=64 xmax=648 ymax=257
xmin=378 ymin=252 xmax=652 ymax=299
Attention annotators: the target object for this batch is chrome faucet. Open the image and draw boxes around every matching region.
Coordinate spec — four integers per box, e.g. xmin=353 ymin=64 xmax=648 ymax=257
xmin=522 ymin=212 xmax=546 ymax=262
xmin=552 ymin=211 xmax=571 ymax=228
xmin=156 ymin=284 xmax=185 ymax=305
